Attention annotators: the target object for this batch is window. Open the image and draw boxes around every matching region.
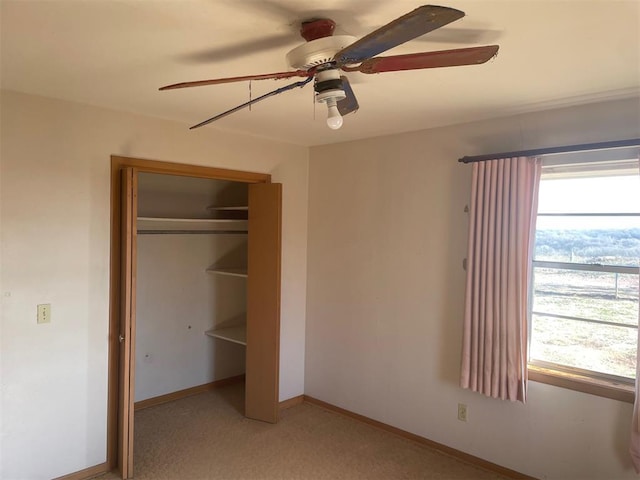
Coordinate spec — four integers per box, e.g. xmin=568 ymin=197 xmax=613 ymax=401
xmin=529 ymin=156 xmax=640 ymax=391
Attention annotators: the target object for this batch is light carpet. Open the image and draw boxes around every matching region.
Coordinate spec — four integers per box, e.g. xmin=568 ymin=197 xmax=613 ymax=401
xmin=97 ymin=383 xmax=510 ymax=479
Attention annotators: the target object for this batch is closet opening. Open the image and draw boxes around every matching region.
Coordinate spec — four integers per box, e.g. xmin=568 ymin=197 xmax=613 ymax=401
xmin=108 ymin=156 xmax=282 ymax=479
xmin=135 ymin=172 xmax=249 ymax=407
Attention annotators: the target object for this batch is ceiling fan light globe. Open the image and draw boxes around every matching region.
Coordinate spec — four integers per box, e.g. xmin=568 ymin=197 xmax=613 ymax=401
xmin=326 ymin=102 xmax=343 ymax=130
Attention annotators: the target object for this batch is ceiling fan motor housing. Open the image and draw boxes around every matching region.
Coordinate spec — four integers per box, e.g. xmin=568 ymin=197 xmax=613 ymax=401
xmin=286 ymin=35 xmax=356 ymax=70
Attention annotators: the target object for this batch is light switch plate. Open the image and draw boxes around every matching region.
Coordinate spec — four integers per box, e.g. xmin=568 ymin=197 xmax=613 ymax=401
xmin=37 ymin=304 xmax=51 ymax=324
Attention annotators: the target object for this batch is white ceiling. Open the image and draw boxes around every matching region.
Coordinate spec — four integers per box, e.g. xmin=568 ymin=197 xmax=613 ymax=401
xmin=1 ymin=0 xmax=639 ymax=146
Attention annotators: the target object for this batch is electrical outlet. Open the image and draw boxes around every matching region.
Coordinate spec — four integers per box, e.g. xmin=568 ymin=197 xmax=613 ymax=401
xmin=457 ymin=403 xmax=467 ymax=422
xmin=37 ymin=304 xmax=51 ymax=324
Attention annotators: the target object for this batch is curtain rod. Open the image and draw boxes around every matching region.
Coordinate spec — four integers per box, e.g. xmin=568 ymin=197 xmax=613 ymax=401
xmin=458 ymin=138 xmax=640 ymax=164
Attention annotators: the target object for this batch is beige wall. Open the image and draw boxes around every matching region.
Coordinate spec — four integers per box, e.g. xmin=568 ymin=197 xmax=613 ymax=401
xmin=0 ymin=90 xmax=309 ymax=479
xmin=305 ymin=97 xmax=640 ymax=480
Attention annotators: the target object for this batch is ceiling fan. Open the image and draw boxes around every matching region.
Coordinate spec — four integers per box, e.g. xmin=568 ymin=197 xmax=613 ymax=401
xmin=160 ymin=5 xmax=499 ymax=131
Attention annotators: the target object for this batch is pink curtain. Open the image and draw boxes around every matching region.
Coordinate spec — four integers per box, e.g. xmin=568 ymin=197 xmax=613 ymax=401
xmin=630 ymin=156 xmax=640 ymax=472
xmin=460 ymin=156 xmax=541 ymax=402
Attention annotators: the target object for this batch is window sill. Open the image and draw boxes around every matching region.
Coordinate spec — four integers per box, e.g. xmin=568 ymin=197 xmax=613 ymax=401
xmin=528 ymin=365 xmax=635 ymax=403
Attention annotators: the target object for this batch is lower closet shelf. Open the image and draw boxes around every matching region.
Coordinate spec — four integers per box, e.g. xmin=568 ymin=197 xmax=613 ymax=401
xmin=205 ymin=325 xmax=247 ymax=346
xmin=206 ymin=267 xmax=248 ymax=278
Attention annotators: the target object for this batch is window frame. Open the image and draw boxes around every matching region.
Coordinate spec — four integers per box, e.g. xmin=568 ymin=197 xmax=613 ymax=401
xmin=527 ymin=155 xmax=639 ymax=403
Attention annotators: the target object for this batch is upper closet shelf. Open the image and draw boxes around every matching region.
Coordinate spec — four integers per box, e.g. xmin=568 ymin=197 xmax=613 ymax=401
xmin=207 ymin=205 xmax=249 ymax=211
xmin=137 ymin=217 xmax=248 ymax=234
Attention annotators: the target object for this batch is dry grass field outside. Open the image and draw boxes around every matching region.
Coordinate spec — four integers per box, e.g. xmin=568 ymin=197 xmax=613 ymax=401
xmin=531 ymin=268 xmax=638 ymax=378
xmin=530 ymin=225 xmax=639 ymax=379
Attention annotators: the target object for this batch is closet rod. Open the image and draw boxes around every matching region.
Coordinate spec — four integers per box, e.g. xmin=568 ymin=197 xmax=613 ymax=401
xmin=458 ymin=138 xmax=640 ymax=164
xmin=138 ymin=230 xmax=248 ymax=235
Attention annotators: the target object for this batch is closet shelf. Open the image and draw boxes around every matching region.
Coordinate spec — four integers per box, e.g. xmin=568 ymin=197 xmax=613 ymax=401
xmin=206 ymin=267 xmax=248 ymax=278
xmin=207 ymin=205 xmax=249 ymax=211
xmin=137 ymin=217 xmax=248 ymax=234
xmin=205 ymin=325 xmax=246 ymax=346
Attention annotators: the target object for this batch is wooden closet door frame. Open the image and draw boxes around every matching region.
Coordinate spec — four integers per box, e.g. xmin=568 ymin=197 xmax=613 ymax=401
xmin=108 ymin=156 xmax=278 ymax=477
xmin=118 ymin=167 xmax=137 ymax=478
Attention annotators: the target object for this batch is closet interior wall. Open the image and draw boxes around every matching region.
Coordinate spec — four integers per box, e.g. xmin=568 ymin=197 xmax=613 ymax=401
xmin=134 ymin=172 xmax=248 ymax=402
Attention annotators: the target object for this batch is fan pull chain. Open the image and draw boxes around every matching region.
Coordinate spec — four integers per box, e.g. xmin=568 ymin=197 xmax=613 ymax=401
xmin=249 ymin=80 xmax=252 ymax=112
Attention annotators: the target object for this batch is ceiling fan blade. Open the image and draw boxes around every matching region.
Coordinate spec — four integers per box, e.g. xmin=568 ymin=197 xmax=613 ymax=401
xmin=334 ymin=5 xmax=464 ymax=66
xmin=344 ymin=45 xmax=499 ymax=74
xmin=337 ymin=76 xmax=359 ymax=116
xmin=239 ymin=0 xmax=300 ymax=22
xmin=189 ymin=76 xmax=313 ymax=129
xmin=160 ymin=70 xmax=312 ymax=91
xmin=178 ymin=34 xmax=297 ymax=64
xmin=412 ymin=27 xmax=502 ymax=45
